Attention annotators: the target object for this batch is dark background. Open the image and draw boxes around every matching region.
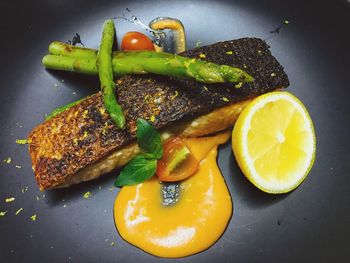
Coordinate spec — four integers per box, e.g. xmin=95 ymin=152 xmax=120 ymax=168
xmin=0 ymin=0 xmax=349 ymax=262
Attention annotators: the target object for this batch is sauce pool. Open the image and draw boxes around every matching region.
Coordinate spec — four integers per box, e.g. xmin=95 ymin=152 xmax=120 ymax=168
xmin=114 ymin=131 xmax=232 ymax=258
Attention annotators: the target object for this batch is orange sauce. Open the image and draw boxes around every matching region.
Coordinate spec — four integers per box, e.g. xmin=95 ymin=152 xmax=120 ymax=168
xmin=114 ymin=131 xmax=232 ymax=258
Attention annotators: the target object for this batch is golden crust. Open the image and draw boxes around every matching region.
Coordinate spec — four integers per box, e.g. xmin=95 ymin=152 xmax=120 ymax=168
xmin=28 ymin=93 xmax=132 ymax=190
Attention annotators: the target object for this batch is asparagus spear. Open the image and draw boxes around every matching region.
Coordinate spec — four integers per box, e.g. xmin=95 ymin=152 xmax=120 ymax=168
xmin=49 ymin=41 xmax=98 ymax=59
xmin=97 ymin=19 xmax=125 ymax=129
xmin=43 ymin=52 xmax=254 ymax=84
xmin=45 ymin=98 xmax=85 ymax=121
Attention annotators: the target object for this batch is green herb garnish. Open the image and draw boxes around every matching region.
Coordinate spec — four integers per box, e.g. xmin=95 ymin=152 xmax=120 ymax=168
xmin=16 ymin=139 xmax=29 ymax=145
xmin=114 ymin=119 xmax=163 ymax=187
xmin=15 ymin=208 xmax=23 ymax=215
xmin=136 ymin=119 xmax=163 ymax=159
xmin=3 ymin=157 xmax=12 ymax=164
xmin=5 ymin=197 xmax=15 ymax=203
xmin=0 ymin=211 xmax=7 ymax=217
xmin=83 ymin=191 xmax=91 ymax=199
xmin=114 ymin=155 xmax=157 ymax=186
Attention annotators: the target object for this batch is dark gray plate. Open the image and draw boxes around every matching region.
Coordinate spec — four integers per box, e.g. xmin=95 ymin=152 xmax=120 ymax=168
xmin=0 ymin=0 xmax=349 ymax=262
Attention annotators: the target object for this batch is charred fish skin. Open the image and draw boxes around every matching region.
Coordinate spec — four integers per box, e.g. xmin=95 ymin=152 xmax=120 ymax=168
xmin=179 ymin=37 xmax=288 ymax=99
xmin=29 ymin=38 xmax=289 ymax=190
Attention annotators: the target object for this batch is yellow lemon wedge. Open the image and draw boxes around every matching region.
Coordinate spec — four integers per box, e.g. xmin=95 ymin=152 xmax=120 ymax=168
xmin=232 ymin=91 xmax=316 ymax=194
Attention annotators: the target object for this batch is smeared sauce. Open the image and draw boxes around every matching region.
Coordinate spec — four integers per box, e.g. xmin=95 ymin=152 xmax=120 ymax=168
xmin=114 ymin=131 xmax=232 ymax=258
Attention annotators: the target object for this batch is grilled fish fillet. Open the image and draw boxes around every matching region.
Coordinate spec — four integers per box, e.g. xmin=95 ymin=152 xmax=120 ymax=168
xmin=29 ymin=38 xmax=289 ymax=190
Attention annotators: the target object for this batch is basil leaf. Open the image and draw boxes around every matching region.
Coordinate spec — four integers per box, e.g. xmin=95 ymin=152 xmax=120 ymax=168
xmin=114 ymin=154 xmax=157 ymax=187
xmin=114 ymin=119 xmax=163 ymax=187
xmin=137 ymin=118 xmax=163 ymax=159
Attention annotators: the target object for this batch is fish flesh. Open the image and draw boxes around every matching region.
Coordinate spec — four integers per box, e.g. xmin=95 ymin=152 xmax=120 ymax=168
xmin=28 ymin=38 xmax=289 ymax=190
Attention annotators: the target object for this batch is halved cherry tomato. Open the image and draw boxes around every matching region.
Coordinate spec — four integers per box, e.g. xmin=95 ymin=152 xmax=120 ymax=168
xmin=157 ymin=137 xmax=199 ymax=182
xmin=121 ymin=31 xmax=155 ymax=51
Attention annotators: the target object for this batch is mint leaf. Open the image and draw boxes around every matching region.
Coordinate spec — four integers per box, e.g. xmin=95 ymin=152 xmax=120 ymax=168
xmin=137 ymin=118 xmax=163 ymax=159
xmin=114 ymin=155 xmax=157 ymax=187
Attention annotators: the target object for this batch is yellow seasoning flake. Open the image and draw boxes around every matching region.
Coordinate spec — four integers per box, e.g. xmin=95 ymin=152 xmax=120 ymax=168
xmin=258 ymin=50 xmax=262 ymax=54
xmin=3 ymin=157 xmax=12 ymax=164
xmin=73 ymin=138 xmax=78 ymax=145
xmin=5 ymin=197 xmax=15 ymax=203
xmin=15 ymin=208 xmax=23 ymax=215
xmin=83 ymin=131 xmax=88 ymax=139
xmin=21 ymin=186 xmax=29 ymax=193
xmin=226 ymin=51 xmax=233 ymax=55
xmin=271 ymin=72 xmax=276 ymax=77
xmin=82 ymin=110 xmax=88 ymax=118
xmin=102 ymin=122 xmax=109 ymax=135
xmin=30 ymin=214 xmax=37 ymax=221
xmin=235 ymin=82 xmax=243 ymax=89
xmin=183 ymin=60 xmax=190 ymax=68
xmin=222 ymin=97 xmax=229 ymax=102
xmin=165 ymin=58 xmax=172 ymax=66
xmin=16 ymin=139 xmax=28 ymax=145
xmin=284 ymin=20 xmax=289 ymax=24
xmin=83 ymin=191 xmax=91 ymax=199
xmin=195 ymin=40 xmax=202 ymax=47
xmin=99 ymin=107 xmax=106 ymax=115
xmin=203 ymin=86 xmax=209 ymax=91
xmin=0 ymin=211 xmax=7 ymax=217
xmin=110 ymin=242 xmax=115 ymax=247
xmin=149 ymin=115 xmax=156 ymax=123
xmin=199 ymin=53 xmax=206 ymax=58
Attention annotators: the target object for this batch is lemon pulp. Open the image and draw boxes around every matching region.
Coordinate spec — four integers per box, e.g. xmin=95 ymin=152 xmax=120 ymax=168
xmin=232 ymin=91 xmax=316 ymax=193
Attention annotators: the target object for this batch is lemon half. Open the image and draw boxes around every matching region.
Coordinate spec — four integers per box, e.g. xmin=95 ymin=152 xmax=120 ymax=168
xmin=232 ymin=91 xmax=316 ymax=194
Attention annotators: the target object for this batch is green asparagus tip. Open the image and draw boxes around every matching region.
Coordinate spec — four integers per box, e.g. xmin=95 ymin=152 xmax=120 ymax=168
xmin=245 ymin=73 xmax=254 ymax=82
xmin=110 ymin=112 xmax=126 ymax=129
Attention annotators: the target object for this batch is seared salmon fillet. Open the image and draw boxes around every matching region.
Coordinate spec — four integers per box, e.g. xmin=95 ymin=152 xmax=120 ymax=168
xmin=29 ymin=38 xmax=289 ymax=190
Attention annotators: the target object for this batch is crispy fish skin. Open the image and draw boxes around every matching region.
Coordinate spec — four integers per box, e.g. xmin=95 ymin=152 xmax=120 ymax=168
xmin=29 ymin=38 xmax=289 ymax=190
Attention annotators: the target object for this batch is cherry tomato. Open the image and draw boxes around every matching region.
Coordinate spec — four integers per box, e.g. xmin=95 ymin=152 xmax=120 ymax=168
xmin=121 ymin=31 xmax=155 ymax=51
xmin=157 ymin=137 xmax=199 ymax=182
